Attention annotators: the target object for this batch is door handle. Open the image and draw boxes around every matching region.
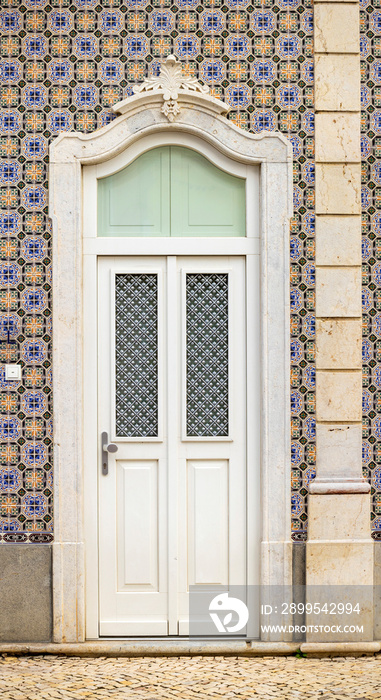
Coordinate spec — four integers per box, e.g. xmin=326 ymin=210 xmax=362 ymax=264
xmin=101 ymin=431 xmax=118 ymax=475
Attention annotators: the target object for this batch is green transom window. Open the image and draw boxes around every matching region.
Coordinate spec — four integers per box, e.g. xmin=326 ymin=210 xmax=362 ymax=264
xmin=97 ymin=146 xmax=246 ymax=237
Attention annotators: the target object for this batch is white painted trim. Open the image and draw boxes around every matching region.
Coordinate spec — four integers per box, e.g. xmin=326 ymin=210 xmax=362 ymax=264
xmin=245 ymin=253 xmax=261 ymax=638
xmin=166 ymin=255 xmax=178 ymax=635
xmin=83 ymin=239 xmax=260 ymax=256
xmin=83 ymin=254 xmax=98 ymax=641
xmin=49 ymin=90 xmax=293 ymax=643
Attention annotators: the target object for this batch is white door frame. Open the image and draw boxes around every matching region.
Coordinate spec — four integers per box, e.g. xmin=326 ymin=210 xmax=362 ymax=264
xmin=96 ymin=254 xmax=251 ymax=638
xmin=49 ymin=84 xmax=293 ymax=643
xmin=84 ymin=136 xmax=260 ymax=638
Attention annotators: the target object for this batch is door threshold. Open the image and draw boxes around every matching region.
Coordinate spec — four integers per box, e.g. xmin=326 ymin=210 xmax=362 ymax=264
xmin=99 ymin=636 xmax=248 ymax=641
xmin=0 ymin=639 xmax=302 ymax=658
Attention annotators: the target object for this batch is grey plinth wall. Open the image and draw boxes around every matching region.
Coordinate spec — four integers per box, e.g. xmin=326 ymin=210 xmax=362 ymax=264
xmin=0 ymin=543 xmax=381 ymax=643
xmin=374 ymin=542 xmax=381 ymax=639
xmin=0 ymin=545 xmax=52 ymax=642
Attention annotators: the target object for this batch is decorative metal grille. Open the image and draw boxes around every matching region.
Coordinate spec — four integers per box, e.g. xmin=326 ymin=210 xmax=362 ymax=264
xmin=115 ymin=274 xmax=158 ymax=437
xmin=186 ymin=273 xmax=229 ymax=437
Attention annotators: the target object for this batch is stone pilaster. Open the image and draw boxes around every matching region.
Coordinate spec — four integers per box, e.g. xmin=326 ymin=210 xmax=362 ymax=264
xmin=307 ymin=0 xmax=374 ymax=641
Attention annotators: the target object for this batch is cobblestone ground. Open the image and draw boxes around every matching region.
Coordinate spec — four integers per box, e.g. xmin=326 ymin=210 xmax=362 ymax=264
xmin=0 ymin=654 xmax=381 ymax=699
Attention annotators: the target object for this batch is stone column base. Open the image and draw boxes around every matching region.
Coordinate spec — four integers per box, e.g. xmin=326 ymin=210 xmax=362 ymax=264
xmin=306 ymin=493 xmax=374 ymax=643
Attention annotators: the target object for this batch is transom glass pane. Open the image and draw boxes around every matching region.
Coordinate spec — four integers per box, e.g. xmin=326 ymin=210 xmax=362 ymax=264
xmin=115 ymin=274 xmax=158 ymax=437
xmin=98 ymin=146 xmax=246 ymax=238
xmin=186 ymin=273 xmax=229 ymax=437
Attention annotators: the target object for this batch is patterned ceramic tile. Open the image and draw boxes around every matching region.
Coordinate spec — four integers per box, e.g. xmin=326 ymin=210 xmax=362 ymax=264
xmin=361 ymin=0 xmax=381 ymax=540
xmin=0 ymin=0 xmax=314 ymax=542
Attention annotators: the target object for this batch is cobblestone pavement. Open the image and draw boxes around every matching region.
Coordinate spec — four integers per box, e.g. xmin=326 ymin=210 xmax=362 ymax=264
xmin=0 ymin=654 xmax=381 ymax=699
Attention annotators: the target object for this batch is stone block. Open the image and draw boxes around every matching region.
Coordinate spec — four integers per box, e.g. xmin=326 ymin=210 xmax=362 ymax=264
xmin=316 ymin=164 xmax=361 ymax=215
xmin=316 ymin=267 xmax=361 ymax=318
xmin=293 ymin=543 xmax=306 ymax=587
xmin=316 ymin=370 xmax=362 ymax=422
xmin=307 ymin=540 xmax=373 ymax=587
xmin=292 ymin=543 xmax=306 ymax=643
xmin=308 ymin=493 xmax=371 ymax=541
xmin=315 ymin=215 xmax=361 ymax=265
xmin=306 ymin=541 xmax=374 ymax=642
xmin=315 ymin=112 xmax=360 ymax=163
xmin=316 ymin=422 xmax=362 ymax=481
xmin=315 ymin=55 xmax=360 ymax=111
xmin=0 ymin=545 xmax=52 ymax=642
xmin=314 ymin=4 xmax=360 ymax=54
xmin=375 ymin=543 xmax=381 ymax=640
xmin=316 ymin=318 xmax=361 ymax=369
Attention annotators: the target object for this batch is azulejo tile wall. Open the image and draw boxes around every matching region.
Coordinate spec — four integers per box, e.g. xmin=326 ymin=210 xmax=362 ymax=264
xmin=0 ymin=0 xmax=314 ymax=542
xmin=361 ymin=0 xmax=381 ymax=540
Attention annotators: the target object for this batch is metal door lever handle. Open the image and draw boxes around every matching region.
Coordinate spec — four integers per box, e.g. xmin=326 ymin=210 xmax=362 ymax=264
xmin=101 ymin=431 xmax=118 ymax=475
xmin=103 ymin=443 xmax=118 ymax=453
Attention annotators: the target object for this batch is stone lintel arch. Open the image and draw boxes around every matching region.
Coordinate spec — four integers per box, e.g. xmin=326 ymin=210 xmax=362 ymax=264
xmin=49 ymin=59 xmax=293 ymax=643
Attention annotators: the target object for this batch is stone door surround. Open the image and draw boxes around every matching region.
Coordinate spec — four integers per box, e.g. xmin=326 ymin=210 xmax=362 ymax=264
xmin=49 ymin=59 xmax=292 ymax=642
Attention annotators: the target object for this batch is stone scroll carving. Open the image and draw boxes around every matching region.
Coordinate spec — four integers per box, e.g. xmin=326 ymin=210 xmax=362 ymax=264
xmin=133 ymin=54 xmax=210 ymax=122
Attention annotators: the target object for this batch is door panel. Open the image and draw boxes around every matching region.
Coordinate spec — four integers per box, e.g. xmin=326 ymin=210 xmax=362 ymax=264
xmin=117 ymin=460 xmax=159 ymax=591
xmin=187 ymin=459 xmax=229 ymax=586
xmin=98 ymin=255 xmax=249 ymax=636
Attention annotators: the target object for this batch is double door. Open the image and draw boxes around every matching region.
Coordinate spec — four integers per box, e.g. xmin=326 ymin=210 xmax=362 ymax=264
xmin=98 ymin=255 xmax=254 ymax=636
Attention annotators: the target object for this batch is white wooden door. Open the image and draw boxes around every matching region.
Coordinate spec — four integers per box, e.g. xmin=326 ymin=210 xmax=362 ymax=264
xmin=98 ymin=255 xmax=250 ymax=636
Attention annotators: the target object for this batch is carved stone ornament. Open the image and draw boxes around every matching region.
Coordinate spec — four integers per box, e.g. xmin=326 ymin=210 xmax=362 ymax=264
xmin=133 ymin=54 xmax=210 ymax=122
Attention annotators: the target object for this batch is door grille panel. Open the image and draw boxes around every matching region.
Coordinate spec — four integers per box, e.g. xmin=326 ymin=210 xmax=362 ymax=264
xmin=115 ymin=273 xmax=158 ymax=437
xmin=186 ymin=273 xmax=229 ymax=437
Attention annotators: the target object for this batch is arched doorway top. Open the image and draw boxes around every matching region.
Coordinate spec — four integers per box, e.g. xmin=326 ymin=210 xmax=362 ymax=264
xmin=50 ymin=55 xmax=292 ymax=173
